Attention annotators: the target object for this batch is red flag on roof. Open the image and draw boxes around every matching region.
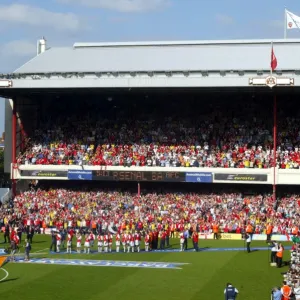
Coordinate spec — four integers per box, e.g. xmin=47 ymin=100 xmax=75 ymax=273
xmin=271 ymin=45 xmax=277 ymax=71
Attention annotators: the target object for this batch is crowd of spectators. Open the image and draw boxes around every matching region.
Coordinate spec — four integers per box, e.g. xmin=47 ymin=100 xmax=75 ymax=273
xmin=276 ymin=240 xmax=300 ymax=299
xmin=1 ymin=187 xmax=299 ymax=235
xmin=15 ymin=97 xmax=300 ymax=169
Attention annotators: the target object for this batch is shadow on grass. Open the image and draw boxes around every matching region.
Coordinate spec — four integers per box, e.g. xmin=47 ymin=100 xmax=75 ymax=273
xmin=0 ymin=278 xmax=19 ymax=283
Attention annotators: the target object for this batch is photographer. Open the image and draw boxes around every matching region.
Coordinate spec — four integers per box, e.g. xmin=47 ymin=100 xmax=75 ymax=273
xmin=224 ymin=283 xmax=239 ymax=300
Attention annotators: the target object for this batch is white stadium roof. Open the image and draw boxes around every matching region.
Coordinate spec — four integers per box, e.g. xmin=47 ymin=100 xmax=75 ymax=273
xmin=14 ymin=39 xmax=300 ymax=74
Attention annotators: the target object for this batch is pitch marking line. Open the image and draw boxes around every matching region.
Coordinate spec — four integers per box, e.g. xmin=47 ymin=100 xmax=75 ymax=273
xmin=0 ymin=268 xmax=9 ymax=282
xmin=33 ymin=248 xmax=49 ymax=253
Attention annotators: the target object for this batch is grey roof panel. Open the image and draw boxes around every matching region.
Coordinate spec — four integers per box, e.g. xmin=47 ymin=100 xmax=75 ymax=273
xmin=13 ymin=39 xmax=300 ymax=74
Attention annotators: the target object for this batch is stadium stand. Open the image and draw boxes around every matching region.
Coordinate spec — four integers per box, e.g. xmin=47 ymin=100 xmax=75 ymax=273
xmin=15 ymin=95 xmax=300 ymax=169
xmin=0 ymin=183 xmax=298 ymax=235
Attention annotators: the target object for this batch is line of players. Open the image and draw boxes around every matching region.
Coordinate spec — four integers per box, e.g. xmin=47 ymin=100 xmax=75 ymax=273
xmin=54 ymin=229 xmax=197 ymax=253
xmin=55 ymin=231 xmax=146 ymax=253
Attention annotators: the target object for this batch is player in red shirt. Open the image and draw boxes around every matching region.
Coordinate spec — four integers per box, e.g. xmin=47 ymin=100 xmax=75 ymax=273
xmin=97 ymin=233 xmax=103 ymax=253
xmin=122 ymin=233 xmax=127 ymax=253
xmin=144 ymin=232 xmax=150 ymax=252
xmin=104 ymin=233 xmax=109 ymax=253
xmin=84 ymin=234 xmax=90 ymax=254
xmin=56 ymin=232 xmax=62 ymax=253
xmin=134 ymin=231 xmax=141 ymax=253
xmin=76 ymin=232 xmax=82 ymax=253
xmin=67 ymin=232 xmax=72 ymax=254
xmin=192 ymin=231 xmax=199 ymax=252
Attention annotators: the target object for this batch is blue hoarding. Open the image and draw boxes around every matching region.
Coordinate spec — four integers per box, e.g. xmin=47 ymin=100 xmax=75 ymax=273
xmin=185 ymin=172 xmax=212 ymax=183
xmin=68 ymin=170 xmax=92 ymax=180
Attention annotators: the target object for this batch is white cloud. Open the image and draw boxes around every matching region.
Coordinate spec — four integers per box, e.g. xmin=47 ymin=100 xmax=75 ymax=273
xmin=0 ymin=4 xmax=82 ymax=31
xmin=58 ymin=0 xmax=170 ymax=12
xmin=215 ymin=14 xmax=234 ymax=25
xmin=0 ymin=40 xmax=36 ymax=57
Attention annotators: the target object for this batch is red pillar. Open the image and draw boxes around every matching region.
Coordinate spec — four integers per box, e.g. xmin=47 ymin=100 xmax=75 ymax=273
xmin=137 ymin=182 xmax=140 ymax=197
xmin=273 ymin=95 xmax=277 ymax=201
xmin=12 ymin=98 xmax=17 ymax=198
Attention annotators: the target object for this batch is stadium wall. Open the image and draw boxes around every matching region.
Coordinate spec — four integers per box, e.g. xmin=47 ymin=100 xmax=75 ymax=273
xmin=12 ymin=165 xmax=300 ymax=185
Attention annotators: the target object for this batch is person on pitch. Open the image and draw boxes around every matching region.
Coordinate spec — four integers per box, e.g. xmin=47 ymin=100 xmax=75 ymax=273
xmin=66 ymin=231 xmax=72 ymax=254
xmin=144 ymin=231 xmax=150 ymax=252
xmin=134 ymin=230 xmax=141 ymax=253
xmin=276 ymin=243 xmax=284 ymax=268
xmin=24 ymin=239 xmax=31 ymax=261
xmin=245 ymin=232 xmax=251 ymax=253
xmin=10 ymin=239 xmax=17 ymax=262
xmin=192 ymin=231 xmax=199 ymax=252
xmin=56 ymin=231 xmax=62 ymax=253
xmin=108 ymin=232 xmax=113 ymax=253
xmin=84 ymin=234 xmax=90 ymax=254
xmin=179 ymin=231 xmax=185 ymax=252
xmin=76 ymin=231 xmax=82 ymax=253
xmin=115 ymin=232 xmax=121 ymax=253
xmin=97 ymin=232 xmax=103 ymax=253
xmin=270 ymin=241 xmax=279 ymax=264
xmin=224 ymin=283 xmax=239 ymax=300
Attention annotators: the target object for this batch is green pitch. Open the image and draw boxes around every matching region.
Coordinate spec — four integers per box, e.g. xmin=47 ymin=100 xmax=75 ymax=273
xmin=0 ymin=235 xmax=289 ymax=300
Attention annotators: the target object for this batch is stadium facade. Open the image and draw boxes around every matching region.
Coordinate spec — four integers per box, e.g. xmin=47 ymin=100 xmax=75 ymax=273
xmin=1 ymin=38 xmax=300 ymax=197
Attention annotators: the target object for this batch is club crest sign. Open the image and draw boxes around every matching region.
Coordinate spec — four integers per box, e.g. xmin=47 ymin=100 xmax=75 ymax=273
xmin=249 ymin=76 xmax=294 ymax=88
xmin=265 ymin=76 xmax=277 ymax=88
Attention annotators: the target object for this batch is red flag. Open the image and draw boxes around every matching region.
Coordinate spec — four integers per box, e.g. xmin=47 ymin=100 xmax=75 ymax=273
xmin=271 ymin=46 xmax=277 ymax=71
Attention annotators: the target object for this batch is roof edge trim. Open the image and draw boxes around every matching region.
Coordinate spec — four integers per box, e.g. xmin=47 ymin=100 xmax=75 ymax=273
xmin=73 ymin=39 xmax=300 ymax=48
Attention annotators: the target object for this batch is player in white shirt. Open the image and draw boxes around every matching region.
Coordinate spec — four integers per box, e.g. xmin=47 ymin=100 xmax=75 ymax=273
xmin=122 ymin=233 xmax=127 ymax=253
xmin=76 ymin=232 xmax=82 ymax=253
xmin=108 ymin=233 xmax=113 ymax=253
xmin=134 ymin=231 xmax=141 ymax=253
xmin=129 ymin=233 xmax=135 ymax=253
xmin=56 ymin=232 xmax=62 ymax=253
xmin=115 ymin=233 xmax=121 ymax=253
xmin=179 ymin=232 xmax=185 ymax=252
xmin=84 ymin=234 xmax=90 ymax=254
xmin=126 ymin=233 xmax=131 ymax=253
xmin=66 ymin=233 xmax=72 ymax=254
xmin=97 ymin=234 xmax=103 ymax=253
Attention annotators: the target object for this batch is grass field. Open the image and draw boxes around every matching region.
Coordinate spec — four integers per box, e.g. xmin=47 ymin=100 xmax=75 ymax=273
xmin=0 ymin=234 xmax=290 ymax=300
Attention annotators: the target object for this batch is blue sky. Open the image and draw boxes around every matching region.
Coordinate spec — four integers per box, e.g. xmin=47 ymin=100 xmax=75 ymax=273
xmin=0 ymin=0 xmax=300 ymax=134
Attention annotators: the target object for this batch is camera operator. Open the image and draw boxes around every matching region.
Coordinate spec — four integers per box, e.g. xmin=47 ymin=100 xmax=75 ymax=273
xmin=224 ymin=283 xmax=239 ymax=300
xmin=271 ymin=287 xmax=282 ymax=300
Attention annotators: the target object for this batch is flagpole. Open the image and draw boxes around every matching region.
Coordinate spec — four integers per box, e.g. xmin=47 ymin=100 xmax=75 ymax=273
xmin=284 ymin=9 xmax=287 ymax=39
xmin=271 ymin=41 xmax=273 ymax=75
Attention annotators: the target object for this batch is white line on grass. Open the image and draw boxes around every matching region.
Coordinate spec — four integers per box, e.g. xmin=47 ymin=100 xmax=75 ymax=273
xmin=33 ymin=248 xmax=48 ymax=253
xmin=0 ymin=268 xmax=9 ymax=282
